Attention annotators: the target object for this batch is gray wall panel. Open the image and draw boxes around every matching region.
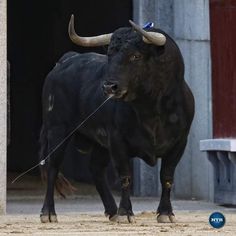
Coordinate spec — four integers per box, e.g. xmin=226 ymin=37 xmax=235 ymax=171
xmin=174 ymin=0 xmax=210 ymax=40
xmin=174 ymin=39 xmax=213 ymax=200
xmin=133 ymin=0 xmax=213 ymax=200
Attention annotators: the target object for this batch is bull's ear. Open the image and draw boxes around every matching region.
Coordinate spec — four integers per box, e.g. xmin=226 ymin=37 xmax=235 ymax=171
xmin=129 ymin=20 xmax=166 ymax=46
xmin=68 ymin=14 xmax=113 ymax=47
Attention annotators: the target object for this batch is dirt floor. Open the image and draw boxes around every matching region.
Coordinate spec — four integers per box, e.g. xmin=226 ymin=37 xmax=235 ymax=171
xmin=1 ymin=174 xmax=235 ymax=235
xmin=0 ymin=211 xmax=236 ymax=236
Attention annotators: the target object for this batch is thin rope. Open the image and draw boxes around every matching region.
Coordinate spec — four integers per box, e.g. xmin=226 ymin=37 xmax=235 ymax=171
xmin=11 ymin=95 xmax=113 ymax=184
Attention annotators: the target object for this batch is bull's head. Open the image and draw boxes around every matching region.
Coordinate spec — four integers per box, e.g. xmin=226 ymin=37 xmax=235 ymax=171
xmin=68 ymin=15 xmax=167 ymax=101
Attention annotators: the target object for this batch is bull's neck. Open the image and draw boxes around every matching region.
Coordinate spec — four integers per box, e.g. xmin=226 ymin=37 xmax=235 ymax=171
xmin=129 ymin=43 xmax=185 ymax=121
xmin=129 ymin=77 xmax=182 ymax=121
xmin=129 ymin=94 xmax=161 ymax=123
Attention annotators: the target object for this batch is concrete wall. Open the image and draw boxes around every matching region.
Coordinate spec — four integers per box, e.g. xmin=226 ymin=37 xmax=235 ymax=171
xmin=133 ymin=0 xmax=160 ymax=197
xmin=173 ymin=0 xmax=213 ymax=201
xmin=0 ymin=0 xmax=7 ymax=214
xmin=133 ymin=0 xmax=213 ymax=200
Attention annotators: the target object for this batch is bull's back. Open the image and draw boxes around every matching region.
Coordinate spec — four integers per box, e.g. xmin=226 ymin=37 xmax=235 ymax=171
xmin=42 ymin=52 xmax=107 ymax=126
xmin=45 ymin=52 xmax=107 ymax=89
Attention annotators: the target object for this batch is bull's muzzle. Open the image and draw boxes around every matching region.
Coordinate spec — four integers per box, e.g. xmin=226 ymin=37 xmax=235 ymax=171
xmin=102 ymin=81 xmax=118 ymax=95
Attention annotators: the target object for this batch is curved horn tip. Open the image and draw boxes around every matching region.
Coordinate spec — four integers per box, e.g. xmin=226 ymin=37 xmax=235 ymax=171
xmin=70 ymin=14 xmax=74 ymax=22
xmin=68 ymin=14 xmax=74 ymax=36
xmin=129 ymin=20 xmax=136 ymax=27
xmin=129 ymin=20 xmax=143 ymax=32
xmin=68 ymin=15 xmax=112 ymax=47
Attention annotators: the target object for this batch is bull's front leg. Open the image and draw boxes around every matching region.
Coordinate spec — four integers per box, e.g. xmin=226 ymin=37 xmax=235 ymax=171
xmin=116 ymin=175 xmax=135 ymax=223
xmin=157 ymin=140 xmax=187 ymax=223
xmin=109 ymin=131 xmax=135 ymax=223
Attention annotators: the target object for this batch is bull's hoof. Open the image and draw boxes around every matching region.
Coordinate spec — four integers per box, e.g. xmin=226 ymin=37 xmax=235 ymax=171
xmin=169 ymin=215 xmax=176 ymax=223
xmin=157 ymin=214 xmax=176 ymax=223
xmin=109 ymin=214 xmax=135 ymax=223
xmin=128 ymin=215 xmax=136 ymax=223
xmin=116 ymin=215 xmax=136 ymax=224
xmin=40 ymin=214 xmax=58 ymax=223
xmin=40 ymin=214 xmax=50 ymax=223
xmin=108 ymin=208 xmax=135 ymax=223
xmin=109 ymin=214 xmax=119 ymax=222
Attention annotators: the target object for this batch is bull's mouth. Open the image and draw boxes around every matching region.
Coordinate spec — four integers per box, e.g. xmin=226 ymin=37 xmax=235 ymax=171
xmin=104 ymin=89 xmax=128 ymax=99
xmin=114 ymin=89 xmax=128 ymax=99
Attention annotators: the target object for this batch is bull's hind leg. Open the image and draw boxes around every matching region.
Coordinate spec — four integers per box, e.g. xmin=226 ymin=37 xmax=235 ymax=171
xmin=40 ymin=126 xmax=69 ymax=223
xmin=89 ymin=146 xmax=118 ymax=220
xmin=157 ymin=140 xmax=187 ymax=223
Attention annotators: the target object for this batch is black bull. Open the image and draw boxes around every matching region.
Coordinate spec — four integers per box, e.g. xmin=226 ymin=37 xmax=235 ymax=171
xmin=40 ymin=16 xmax=194 ymax=223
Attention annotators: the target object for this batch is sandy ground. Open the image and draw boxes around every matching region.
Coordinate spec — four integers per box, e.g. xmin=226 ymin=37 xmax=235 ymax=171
xmin=0 ymin=210 xmax=236 ymax=236
xmin=1 ymin=174 xmax=235 ymax=235
xmin=2 ymin=195 xmax=236 ymax=236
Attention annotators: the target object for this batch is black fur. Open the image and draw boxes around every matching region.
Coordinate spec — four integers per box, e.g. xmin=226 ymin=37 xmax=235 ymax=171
xmin=40 ymin=26 xmax=194 ymax=222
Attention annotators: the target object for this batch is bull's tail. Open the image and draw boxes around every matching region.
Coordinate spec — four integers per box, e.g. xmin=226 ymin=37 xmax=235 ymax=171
xmin=39 ymin=125 xmax=77 ymax=198
xmin=55 ymin=173 xmax=77 ymax=198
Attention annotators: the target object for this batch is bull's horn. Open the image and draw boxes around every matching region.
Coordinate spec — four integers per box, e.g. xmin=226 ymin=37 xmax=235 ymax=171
xmin=68 ymin=15 xmax=112 ymax=47
xmin=129 ymin=20 xmax=166 ymax=46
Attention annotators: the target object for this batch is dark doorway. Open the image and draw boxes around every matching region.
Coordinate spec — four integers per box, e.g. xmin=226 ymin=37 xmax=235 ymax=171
xmin=7 ymin=0 xmax=133 ymax=183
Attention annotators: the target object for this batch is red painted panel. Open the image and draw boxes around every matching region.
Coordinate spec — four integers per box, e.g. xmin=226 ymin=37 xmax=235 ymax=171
xmin=210 ymin=0 xmax=236 ymax=138
xmin=211 ymin=0 xmax=236 ymax=7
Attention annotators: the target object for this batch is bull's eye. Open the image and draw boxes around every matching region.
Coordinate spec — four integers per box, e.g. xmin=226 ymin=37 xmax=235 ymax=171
xmin=129 ymin=54 xmax=142 ymax=62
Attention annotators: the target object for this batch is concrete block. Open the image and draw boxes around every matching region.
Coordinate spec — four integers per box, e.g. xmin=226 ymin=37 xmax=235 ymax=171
xmin=208 ymin=151 xmax=236 ymax=205
xmin=173 ymin=0 xmax=210 ymax=40
xmin=200 ymin=139 xmax=236 ymax=152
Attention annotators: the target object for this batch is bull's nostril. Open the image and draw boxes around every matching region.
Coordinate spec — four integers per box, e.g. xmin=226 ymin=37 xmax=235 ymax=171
xmin=103 ymin=81 xmax=118 ymax=94
xmin=102 ymin=83 xmax=106 ymax=90
xmin=111 ymin=84 xmax=118 ymax=92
